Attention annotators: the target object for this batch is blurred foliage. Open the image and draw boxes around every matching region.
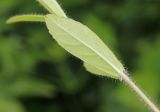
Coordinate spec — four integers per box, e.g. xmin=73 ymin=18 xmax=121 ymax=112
xmin=0 ymin=0 xmax=160 ymax=112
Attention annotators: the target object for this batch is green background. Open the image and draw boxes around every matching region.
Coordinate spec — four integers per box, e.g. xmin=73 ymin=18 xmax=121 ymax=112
xmin=0 ymin=0 xmax=160 ymax=112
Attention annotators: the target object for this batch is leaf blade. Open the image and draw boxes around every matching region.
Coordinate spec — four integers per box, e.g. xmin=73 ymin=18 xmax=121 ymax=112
xmin=37 ymin=0 xmax=66 ymax=17
xmin=84 ymin=62 xmax=119 ymax=79
xmin=45 ymin=14 xmax=124 ymax=79
xmin=6 ymin=15 xmax=45 ymax=24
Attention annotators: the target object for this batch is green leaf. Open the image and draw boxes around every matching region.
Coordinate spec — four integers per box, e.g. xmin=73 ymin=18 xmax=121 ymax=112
xmin=45 ymin=14 xmax=124 ymax=79
xmin=82 ymin=13 xmax=117 ymax=48
xmin=0 ymin=97 xmax=24 ymax=112
xmin=37 ymin=0 xmax=67 ymax=17
xmin=6 ymin=14 xmax=45 ymax=24
xmin=84 ymin=63 xmax=109 ymax=76
xmin=2 ymin=79 xmax=54 ymax=97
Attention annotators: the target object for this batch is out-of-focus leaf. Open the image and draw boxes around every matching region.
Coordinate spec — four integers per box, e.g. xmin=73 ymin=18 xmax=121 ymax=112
xmin=0 ymin=38 xmax=35 ymax=76
xmin=0 ymin=0 xmax=22 ymax=14
xmin=0 ymin=97 xmax=24 ymax=112
xmin=57 ymin=63 xmax=89 ymax=94
xmin=1 ymin=79 xmax=54 ymax=97
xmin=46 ymin=43 xmax=68 ymax=62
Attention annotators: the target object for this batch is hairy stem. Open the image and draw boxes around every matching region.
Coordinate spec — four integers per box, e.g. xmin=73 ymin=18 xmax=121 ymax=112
xmin=121 ymin=72 xmax=160 ymax=112
xmin=7 ymin=15 xmax=45 ymax=24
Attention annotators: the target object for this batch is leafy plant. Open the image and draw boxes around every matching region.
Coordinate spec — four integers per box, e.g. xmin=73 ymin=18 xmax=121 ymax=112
xmin=7 ymin=0 xmax=160 ymax=112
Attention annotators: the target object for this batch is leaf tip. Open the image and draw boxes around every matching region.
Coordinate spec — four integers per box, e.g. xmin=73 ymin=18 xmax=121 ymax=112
xmin=6 ymin=17 xmax=14 ymax=24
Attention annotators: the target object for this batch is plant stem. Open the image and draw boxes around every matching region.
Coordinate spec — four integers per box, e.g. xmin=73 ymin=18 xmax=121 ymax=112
xmin=121 ymin=72 xmax=160 ymax=112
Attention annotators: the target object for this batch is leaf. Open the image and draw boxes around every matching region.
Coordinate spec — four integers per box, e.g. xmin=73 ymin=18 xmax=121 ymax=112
xmin=45 ymin=14 xmax=124 ymax=79
xmin=6 ymin=14 xmax=45 ymax=24
xmin=82 ymin=13 xmax=117 ymax=48
xmin=37 ymin=0 xmax=67 ymax=17
xmin=7 ymin=0 xmax=67 ymax=24
xmin=2 ymin=79 xmax=54 ymax=97
xmin=0 ymin=97 xmax=24 ymax=112
xmin=84 ymin=63 xmax=109 ymax=76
